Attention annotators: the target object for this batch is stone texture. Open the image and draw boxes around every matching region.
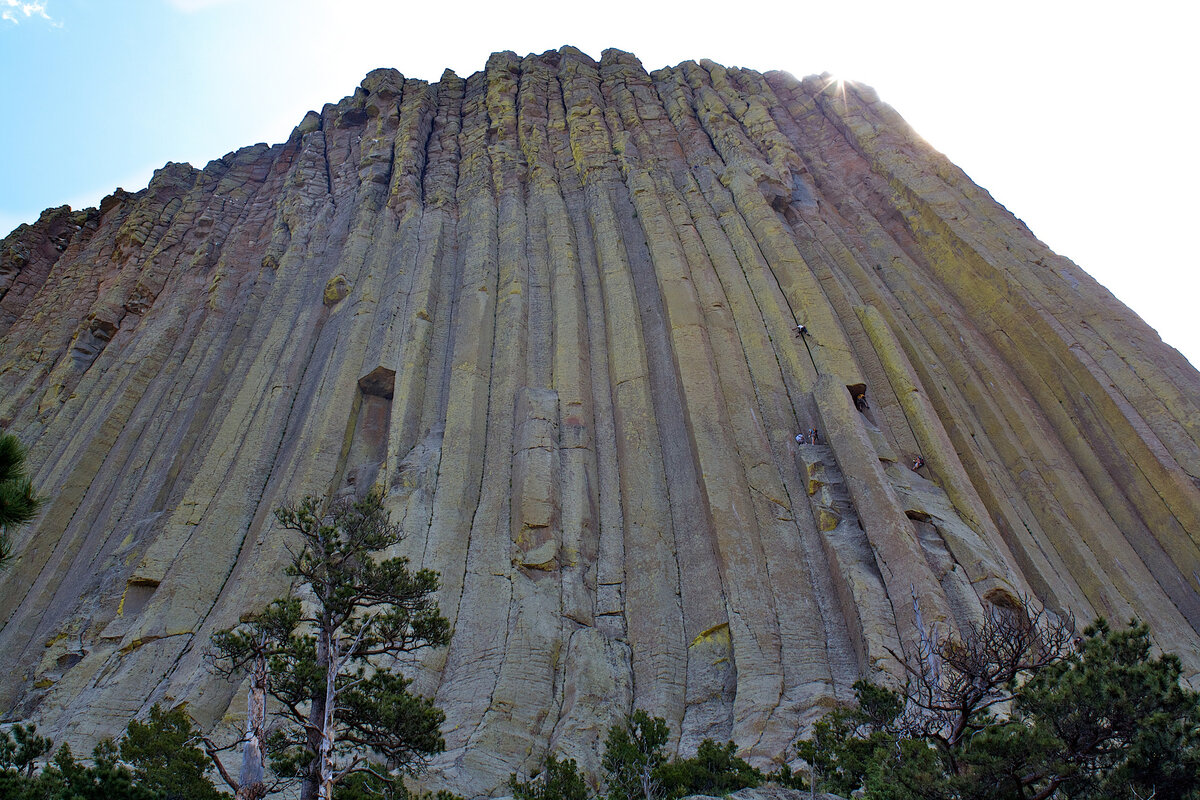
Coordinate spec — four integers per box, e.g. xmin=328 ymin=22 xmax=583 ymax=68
xmin=1 ymin=49 xmax=1199 ymax=797
xmin=683 ymin=789 xmax=846 ymax=800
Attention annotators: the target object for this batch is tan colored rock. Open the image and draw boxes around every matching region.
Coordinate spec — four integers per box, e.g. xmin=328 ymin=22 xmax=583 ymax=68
xmin=2 ymin=48 xmax=1199 ymax=796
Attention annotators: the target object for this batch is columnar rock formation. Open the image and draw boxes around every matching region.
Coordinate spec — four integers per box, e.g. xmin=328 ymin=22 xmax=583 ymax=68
xmin=2 ymin=47 xmax=1199 ymax=795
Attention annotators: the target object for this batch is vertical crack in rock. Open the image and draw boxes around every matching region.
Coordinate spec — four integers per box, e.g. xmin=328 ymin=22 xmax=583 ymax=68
xmin=2 ymin=47 xmax=1199 ymax=794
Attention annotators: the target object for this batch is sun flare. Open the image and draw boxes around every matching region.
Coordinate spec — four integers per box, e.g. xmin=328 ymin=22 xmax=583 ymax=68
xmin=822 ymin=73 xmax=850 ymax=109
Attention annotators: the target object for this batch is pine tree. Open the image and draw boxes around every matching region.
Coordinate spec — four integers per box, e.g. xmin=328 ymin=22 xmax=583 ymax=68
xmin=654 ymin=739 xmax=763 ymax=799
xmin=509 ymin=754 xmax=591 ymax=800
xmin=602 ymin=711 xmax=670 ymax=800
xmin=40 ymin=740 xmax=157 ymax=800
xmin=795 ymin=606 xmax=1200 ymax=800
xmin=0 ymin=431 xmax=43 ymax=566
xmin=210 ymin=491 xmax=451 ymax=800
xmin=1019 ymin=619 xmax=1200 ymax=799
xmin=120 ymin=704 xmax=223 ymax=800
xmin=0 ymin=722 xmax=53 ymax=798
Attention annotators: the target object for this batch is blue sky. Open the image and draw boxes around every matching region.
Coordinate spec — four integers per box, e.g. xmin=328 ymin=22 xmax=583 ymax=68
xmin=2 ymin=0 xmax=1197 ymax=366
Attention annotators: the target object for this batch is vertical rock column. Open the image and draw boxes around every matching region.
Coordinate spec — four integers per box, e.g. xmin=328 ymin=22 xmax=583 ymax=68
xmin=855 ymin=303 xmax=1025 ymax=604
xmin=560 ymin=47 xmax=688 ymax=730
xmin=545 ymin=51 xmax=636 ymax=773
xmin=605 ymin=49 xmax=810 ymax=755
xmin=814 ymin=374 xmax=953 ymax=662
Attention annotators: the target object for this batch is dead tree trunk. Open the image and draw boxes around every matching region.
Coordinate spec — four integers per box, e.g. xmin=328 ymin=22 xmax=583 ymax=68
xmin=318 ymin=627 xmax=339 ymax=800
xmin=236 ymin=647 xmax=268 ymax=800
xmin=300 ymin=621 xmax=331 ymax=800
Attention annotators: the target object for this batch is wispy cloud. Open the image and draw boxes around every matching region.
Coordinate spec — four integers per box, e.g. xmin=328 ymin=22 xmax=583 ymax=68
xmin=1 ymin=0 xmax=54 ymax=25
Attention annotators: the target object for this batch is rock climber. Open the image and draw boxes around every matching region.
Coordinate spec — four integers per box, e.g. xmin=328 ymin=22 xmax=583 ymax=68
xmin=795 ymin=324 xmax=808 ymax=339
xmin=912 ymin=455 xmax=925 ymax=471
xmin=795 ymin=432 xmax=806 ymax=445
xmin=809 ymin=428 xmax=819 ymax=444
xmin=854 ymin=390 xmax=869 ymax=412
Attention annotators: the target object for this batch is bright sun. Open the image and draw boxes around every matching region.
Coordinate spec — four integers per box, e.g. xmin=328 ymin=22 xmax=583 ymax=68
xmin=821 ymin=74 xmax=849 ymax=109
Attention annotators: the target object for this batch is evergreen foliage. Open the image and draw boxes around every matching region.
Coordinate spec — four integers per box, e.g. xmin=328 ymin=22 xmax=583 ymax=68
xmin=655 ymin=739 xmax=763 ymax=799
xmin=333 ymin=770 xmax=464 ymax=800
xmin=0 ymin=723 xmax=53 ymax=796
xmin=0 ymin=711 xmax=221 ymax=800
xmin=38 ymin=740 xmax=158 ymax=800
xmin=120 ymin=704 xmax=223 ymax=800
xmin=209 ymin=490 xmax=452 ymax=800
xmin=515 ymin=712 xmax=764 ymax=800
xmin=798 ymin=614 xmax=1200 ymax=800
xmin=510 ymin=754 xmax=591 ymax=800
xmin=795 ymin=680 xmax=902 ymax=796
xmin=1019 ymin=619 xmax=1200 ymax=799
xmin=0 ymin=430 xmax=43 ymax=565
xmin=602 ymin=711 xmax=671 ymax=800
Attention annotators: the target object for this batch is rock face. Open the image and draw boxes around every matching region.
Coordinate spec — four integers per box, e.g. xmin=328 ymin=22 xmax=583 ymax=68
xmin=683 ymin=788 xmax=845 ymax=800
xmin=2 ymin=47 xmax=1200 ymax=795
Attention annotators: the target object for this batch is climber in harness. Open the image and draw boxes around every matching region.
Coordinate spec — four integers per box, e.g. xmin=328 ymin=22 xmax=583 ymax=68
xmin=795 ymin=324 xmax=808 ymax=339
xmin=795 ymin=432 xmax=806 ymax=445
xmin=912 ymin=455 xmax=925 ymax=471
xmin=854 ymin=390 xmax=869 ymax=412
xmin=809 ymin=428 xmax=819 ymax=444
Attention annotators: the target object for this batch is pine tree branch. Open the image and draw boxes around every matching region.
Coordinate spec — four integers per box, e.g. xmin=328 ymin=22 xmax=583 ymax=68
xmin=200 ymin=735 xmax=242 ymax=793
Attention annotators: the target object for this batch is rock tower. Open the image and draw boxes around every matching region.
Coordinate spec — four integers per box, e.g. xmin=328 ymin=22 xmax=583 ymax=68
xmin=2 ymin=47 xmax=1199 ymax=795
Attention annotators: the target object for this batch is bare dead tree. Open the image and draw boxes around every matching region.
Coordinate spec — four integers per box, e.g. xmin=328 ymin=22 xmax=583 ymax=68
xmin=804 ymin=596 xmax=1197 ymax=800
xmin=204 ymin=625 xmax=283 ymax=800
xmin=887 ymin=596 xmax=1075 ymax=774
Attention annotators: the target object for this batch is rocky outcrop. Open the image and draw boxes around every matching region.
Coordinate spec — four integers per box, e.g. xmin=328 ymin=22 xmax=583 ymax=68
xmin=683 ymin=789 xmax=846 ymax=800
xmin=2 ymin=48 xmax=1199 ymax=796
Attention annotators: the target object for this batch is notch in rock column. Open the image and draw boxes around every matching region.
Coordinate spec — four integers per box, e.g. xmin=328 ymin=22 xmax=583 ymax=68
xmin=342 ymin=367 xmax=396 ymax=495
xmin=358 ymin=366 xmax=397 ymax=400
xmin=847 ymin=382 xmax=875 ymax=425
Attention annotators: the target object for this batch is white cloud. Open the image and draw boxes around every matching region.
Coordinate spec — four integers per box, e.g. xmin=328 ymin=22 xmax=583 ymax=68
xmin=1 ymin=0 xmax=52 ymax=24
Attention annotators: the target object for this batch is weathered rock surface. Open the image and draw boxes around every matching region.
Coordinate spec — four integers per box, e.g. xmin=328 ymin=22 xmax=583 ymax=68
xmin=2 ymin=48 xmax=1199 ymax=795
xmin=683 ymin=789 xmax=846 ymax=800
xmin=499 ymin=786 xmax=847 ymax=800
